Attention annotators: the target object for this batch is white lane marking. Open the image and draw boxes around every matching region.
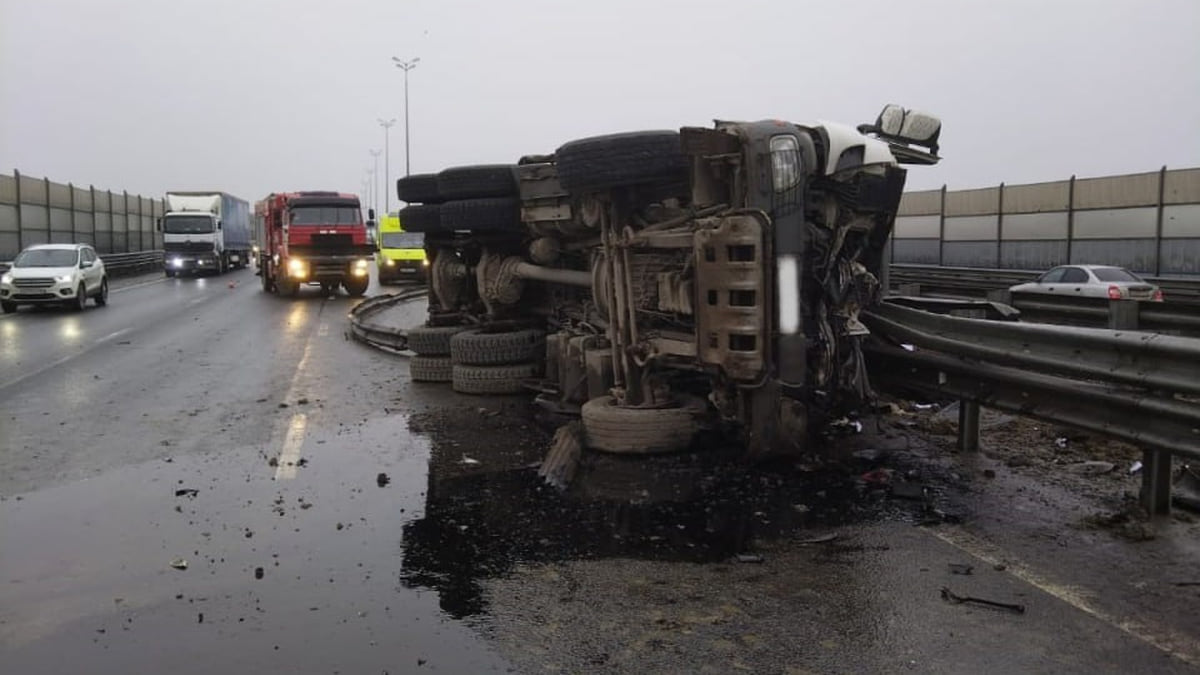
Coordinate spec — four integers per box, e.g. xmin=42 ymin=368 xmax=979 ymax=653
xmin=0 ymin=328 xmax=134 ymax=392
xmin=273 ymin=413 xmax=308 ymax=480
xmin=269 ymin=337 xmax=314 ymax=480
xmin=318 ymin=322 xmax=329 ymax=337
xmin=111 ymin=278 xmax=167 ymax=293
xmin=188 ymin=297 xmax=207 ymax=307
xmin=929 ymin=526 xmax=1200 ymax=667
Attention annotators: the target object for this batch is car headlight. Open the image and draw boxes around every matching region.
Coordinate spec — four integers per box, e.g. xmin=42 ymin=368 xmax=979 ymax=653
xmin=354 ymin=259 xmax=369 ymax=269
xmin=0 ymin=273 xmax=12 ymax=284
xmin=171 ymin=257 xmax=184 ymax=268
xmin=288 ymin=258 xmax=307 ymax=277
xmin=385 ymin=259 xmax=395 ymax=267
xmin=422 ymin=259 xmax=430 ymax=267
xmin=55 ymin=274 xmax=74 ymax=283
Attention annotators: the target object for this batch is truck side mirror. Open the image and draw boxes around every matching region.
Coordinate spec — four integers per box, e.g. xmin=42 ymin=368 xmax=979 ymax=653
xmin=367 ymin=208 xmax=376 ymax=221
xmin=216 ymin=219 xmax=222 ymax=230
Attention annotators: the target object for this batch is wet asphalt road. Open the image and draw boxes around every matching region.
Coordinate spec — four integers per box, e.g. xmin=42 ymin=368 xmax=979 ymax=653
xmin=1 ymin=267 xmax=1198 ymax=674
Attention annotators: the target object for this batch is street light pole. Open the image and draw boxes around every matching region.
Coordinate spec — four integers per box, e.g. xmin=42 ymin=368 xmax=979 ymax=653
xmin=391 ymin=56 xmax=420 ymax=176
xmin=377 ymin=118 xmax=396 ymax=213
xmin=369 ymin=149 xmax=382 ymax=216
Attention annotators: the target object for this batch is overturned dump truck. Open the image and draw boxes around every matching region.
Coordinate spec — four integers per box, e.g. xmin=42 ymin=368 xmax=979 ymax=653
xmin=399 ymin=105 xmax=941 ymax=458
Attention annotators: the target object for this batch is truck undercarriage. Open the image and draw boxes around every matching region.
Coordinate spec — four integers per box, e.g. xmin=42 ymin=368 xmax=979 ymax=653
xmin=399 ymin=107 xmax=941 ymax=459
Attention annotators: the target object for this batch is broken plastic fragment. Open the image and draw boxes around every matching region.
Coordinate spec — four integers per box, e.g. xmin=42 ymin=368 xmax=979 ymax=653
xmin=169 ymin=558 xmax=188 ymax=570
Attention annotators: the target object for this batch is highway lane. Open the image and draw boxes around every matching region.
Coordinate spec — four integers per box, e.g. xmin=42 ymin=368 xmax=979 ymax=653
xmin=0 ymin=269 xmax=509 ymax=672
xmin=1 ymin=268 xmax=1196 ymax=673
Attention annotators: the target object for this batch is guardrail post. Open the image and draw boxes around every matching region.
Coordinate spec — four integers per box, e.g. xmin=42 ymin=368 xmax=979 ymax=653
xmin=1140 ymin=448 xmax=1172 ymax=515
xmin=1108 ymin=299 xmax=1139 ymax=330
xmin=958 ymin=399 xmax=980 ymax=452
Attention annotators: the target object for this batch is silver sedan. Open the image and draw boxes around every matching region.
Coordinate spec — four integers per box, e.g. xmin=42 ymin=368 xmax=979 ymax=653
xmin=1010 ymin=264 xmax=1163 ymax=301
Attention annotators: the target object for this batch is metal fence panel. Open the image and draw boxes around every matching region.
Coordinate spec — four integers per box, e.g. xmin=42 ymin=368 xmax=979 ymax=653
xmin=945 ymin=187 xmax=1000 ymax=217
xmin=1000 ymin=211 xmax=1069 ymax=240
xmin=1163 ymin=204 xmax=1200 ymax=238
xmin=1072 ymin=207 xmax=1157 ymax=239
xmin=894 ymin=214 xmax=941 ymax=239
xmin=19 ymin=175 xmax=45 ymax=205
xmin=0 ymin=175 xmax=17 ymax=204
xmin=1163 ymin=168 xmax=1200 ymax=205
xmin=893 ymin=239 xmax=940 ymax=264
xmin=1000 ymin=240 xmax=1069 ymax=270
xmin=1002 ymin=180 xmax=1071 ymax=213
xmin=1160 ymin=239 xmax=1200 ymax=276
xmin=898 ymin=189 xmax=942 ymax=216
xmin=1070 ymin=239 xmax=1158 ymax=273
xmin=48 ymin=181 xmax=71 ymax=208
xmin=1074 ymin=172 xmax=1159 ymax=209
xmin=944 ymin=215 xmax=998 ymax=241
xmin=943 ymin=241 xmax=999 ymax=267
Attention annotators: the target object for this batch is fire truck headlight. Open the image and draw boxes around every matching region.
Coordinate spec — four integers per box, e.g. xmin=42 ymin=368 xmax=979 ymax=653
xmin=288 ymin=258 xmax=308 ymax=278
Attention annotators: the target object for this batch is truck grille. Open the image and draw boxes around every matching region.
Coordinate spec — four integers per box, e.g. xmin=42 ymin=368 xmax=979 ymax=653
xmin=164 ymin=242 xmax=215 ymax=253
xmin=310 ymin=233 xmax=353 ymax=248
xmin=12 ymin=278 xmax=55 ymax=289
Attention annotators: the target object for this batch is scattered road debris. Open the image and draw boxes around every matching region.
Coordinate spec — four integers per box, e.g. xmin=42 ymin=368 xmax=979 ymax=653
xmin=169 ymin=558 xmax=188 ymax=570
xmin=736 ymin=554 xmax=765 ymax=564
xmin=376 ymin=472 xmax=391 ymax=487
xmin=1173 ymin=465 xmax=1200 ymax=512
xmin=460 ymin=454 xmax=481 ymax=466
xmin=537 ymin=422 xmax=583 ymax=490
xmin=1066 ymin=461 xmax=1115 ymax=476
xmin=255 ymin=567 xmax=264 ymax=580
xmin=940 ymin=587 xmax=1025 ymax=614
xmin=797 ymin=533 xmax=838 ymax=545
xmin=174 ymin=488 xmax=199 ymax=498
xmin=948 ymin=563 xmax=974 ymax=575
xmin=891 ymin=482 xmax=927 ymax=501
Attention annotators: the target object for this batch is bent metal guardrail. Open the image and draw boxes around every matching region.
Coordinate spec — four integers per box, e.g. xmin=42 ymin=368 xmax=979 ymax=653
xmin=864 ymin=300 xmax=1200 ymax=515
xmin=348 ymin=288 xmax=429 ymax=351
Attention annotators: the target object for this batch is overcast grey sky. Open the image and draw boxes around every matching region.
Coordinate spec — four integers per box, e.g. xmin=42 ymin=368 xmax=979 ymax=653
xmin=2 ymin=0 xmax=1198 ymax=210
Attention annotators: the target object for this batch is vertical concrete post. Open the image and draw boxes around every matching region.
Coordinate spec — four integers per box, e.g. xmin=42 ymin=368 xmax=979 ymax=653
xmin=938 ymin=184 xmax=947 ymax=267
xmin=1108 ymin=299 xmax=1139 ymax=330
xmin=43 ymin=177 xmax=51 ymax=243
xmin=996 ymin=182 xmax=1005 ymax=268
xmin=90 ymin=185 xmax=97 ymax=245
xmin=1140 ymin=448 xmax=1172 ymax=515
xmin=1154 ymin=166 xmax=1166 ymax=277
xmin=14 ymin=169 xmax=22 ymax=251
xmin=1066 ymin=175 xmax=1076 ymax=265
xmin=958 ymin=399 xmax=980 ymax=452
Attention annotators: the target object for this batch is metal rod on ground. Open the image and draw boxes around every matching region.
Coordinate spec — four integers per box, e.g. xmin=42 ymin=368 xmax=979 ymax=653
xmin=958 ymin=399 xmax=980 ymax=452
xmin=1141 ymin=448 xmax=1173 ymax=515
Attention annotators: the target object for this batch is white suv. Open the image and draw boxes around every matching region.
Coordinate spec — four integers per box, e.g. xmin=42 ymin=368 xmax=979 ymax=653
xmin=1 ymin=243 xmax=109 ymax=313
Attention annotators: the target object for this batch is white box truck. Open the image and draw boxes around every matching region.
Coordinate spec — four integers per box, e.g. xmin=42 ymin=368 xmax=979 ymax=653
xmin=159 ymin=192 xmax=252 ymax=276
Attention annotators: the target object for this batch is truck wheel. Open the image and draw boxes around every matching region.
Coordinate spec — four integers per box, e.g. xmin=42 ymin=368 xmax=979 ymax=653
xmin=1 ymin=300 xmax=17 ymax=314
xmin=450 ymin=328 xmax=545 ymax=366
xmin=406 ymin=324 xmax=468 ymax=356
xmin=439 ymin=197 xmax=521 ymax=233
xmin=451 ymin=362 xmax=540 ymax=395
xmin=581 ymin=395 xmax=707 ymax=454
xmin=396 ymin=173 xmax=442 ymax=204
xmin=556 ymin=131 xmax=688 ymax=194
xmin=397 ymin=204 xmax=442 ymax=233
xmin=260 ymin=267 xmax=271 ymax=291
xmin=436 ymin=165 xmax=518 ymax=200
xmin=343 ymin=277 xmax=369 ymax=297
xmin=410 ymin=355 xmax=453 ymax=383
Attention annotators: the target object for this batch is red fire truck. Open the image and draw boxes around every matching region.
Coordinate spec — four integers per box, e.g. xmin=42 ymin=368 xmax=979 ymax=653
xmin=255 ymin=191 xmax=375 ymax=296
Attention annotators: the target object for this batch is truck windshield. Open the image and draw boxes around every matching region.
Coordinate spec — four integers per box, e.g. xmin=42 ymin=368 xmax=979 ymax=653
xmin=381 ymin=232 xmax=424 ymax=249
xmin=290 ymin=207 xmax=360 ymax=225
xmin=163 ymin=215 xmax=215 ymax=234
xmin=14 ymin=248 xmax=79 ymax=268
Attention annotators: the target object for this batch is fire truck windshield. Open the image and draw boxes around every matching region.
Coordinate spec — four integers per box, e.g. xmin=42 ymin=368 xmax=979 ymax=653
xmin=290 ymin=206 xmax=360 ymax=225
